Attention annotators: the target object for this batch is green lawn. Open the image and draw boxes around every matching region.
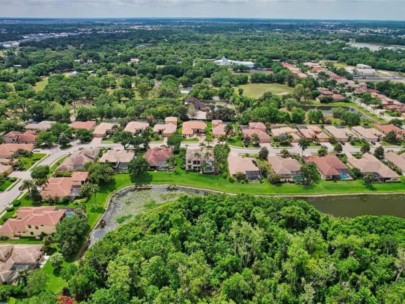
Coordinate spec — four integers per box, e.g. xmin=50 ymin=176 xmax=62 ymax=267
xmin=42 ymin=261 xmax=68 ymax=293
xmin=33 ymin=77 xmax=48 ymax=92
xmin=19 ymin=153 xmax=46 ymax=170
xmin=0 ymin=178 xmax=16 ymax=191
xmin=182 ymin=138 xmax=199 ymax=143
xmin=237 ymin=83 xmax=294 ymax=98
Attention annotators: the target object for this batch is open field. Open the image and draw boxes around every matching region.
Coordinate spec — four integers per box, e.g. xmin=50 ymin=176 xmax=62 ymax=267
xmin=237 ymin=83 xmax=294 ymax=98
xmin=33 ymin=77 xmax=49 ymax=92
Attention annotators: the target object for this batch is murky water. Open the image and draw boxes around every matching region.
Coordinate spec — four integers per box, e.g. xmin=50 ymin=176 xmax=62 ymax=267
xmin=302 ymin=194 xmax=405 ymax=218
xmin=89 ymin=186 xmax=207 ymax=246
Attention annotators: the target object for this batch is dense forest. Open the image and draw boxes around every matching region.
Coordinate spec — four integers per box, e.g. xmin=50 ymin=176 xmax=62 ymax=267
xmin=63 ymin=195 xmax=405 ymax=303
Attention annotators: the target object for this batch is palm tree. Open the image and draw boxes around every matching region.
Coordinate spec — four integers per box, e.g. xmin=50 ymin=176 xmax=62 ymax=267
xmin=225 ymin=124 xmax=234 ymax=138
xmin=280 ymin=149 xmax=290 ymax=158
xmin=298 ymin=139 xmax=311 ymax=156
xmin=20 ymin=179 xmax=36 ymax=196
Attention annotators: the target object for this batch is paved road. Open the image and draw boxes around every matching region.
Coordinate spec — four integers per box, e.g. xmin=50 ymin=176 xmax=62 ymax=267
xmin=0 ymin=138 xmax=403 ymax=214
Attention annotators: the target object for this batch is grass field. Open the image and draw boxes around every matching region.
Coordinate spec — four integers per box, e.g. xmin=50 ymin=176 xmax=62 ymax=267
xmin=0 ymin=178 xmax=16 ymax=192
xmin=237 ymin=83 xmax=294 ymax=98
xmin=33 ymin=77 xmax=49 ymax=92
xmin=19 ymin=153 xmax=46 ymax=170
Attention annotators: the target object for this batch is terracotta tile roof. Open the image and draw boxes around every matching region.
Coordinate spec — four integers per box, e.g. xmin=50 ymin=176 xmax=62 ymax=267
xmin=0 ymin=207 xmax=65 ymax=236
xmin=212 ymin=122 xmax=226 ymax=137
xmin=347 ymin=153 xmax=399 ymax=179
xmin=268 ymin=156 xmax=301 ymax=176
xmin=0 ymin=144 xmax=34 ymax=159
xmin=242 ymin=129 xmax=270 ymax=143
xmin=153 ymin=123 xmax=177 ymax=136
xmin=352 ymin=126 xmax=382 ymax=141
xmin=0 ymin=244 xmax=43 ymax=284
xmin=307 ymin=155 xmax=349 ymax=177
xmin=385 ymin=152 xmax=405 ymax=173
xmin=99 ymin=148 xmax=135 ymax=164
xmin=248 ymin=122 xmax=266 ymax=131
xmin=0 ymin=163 xmax=12 ymax=175
xmin=92 ymin=123 xmax=115 ymax=137
xmin=324 ymin=126 xmax=354 ymax=141
xmin=228 ymin=155 xmax=260 ymax=176
xmin=70 ymin=121 xmax=96 ymax=130
xmin=182 ymin=121 xmax=206 ymax=136
xmin=212 ymin=120 xmax=223 ymax=127
xmin=124 ymin=121 xmax=150 ymax=134
xmin=145 ymin=147 xmax=173 ymax=167
xmin=4 ymin=131 xmax=36 ymax=144
xmin=375 ymin=124 xmax=404 ymax=137
xmin=165 ymin=117 xmax=178 ymax=125
xmin=56 ymin=148 xmax=100 ymax=172
xmin=40 ymin=173 xmax=88 ymax=199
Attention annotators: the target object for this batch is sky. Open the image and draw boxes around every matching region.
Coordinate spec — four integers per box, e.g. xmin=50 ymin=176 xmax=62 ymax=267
xmin=0 ymin=0 xmax=405 ymax=21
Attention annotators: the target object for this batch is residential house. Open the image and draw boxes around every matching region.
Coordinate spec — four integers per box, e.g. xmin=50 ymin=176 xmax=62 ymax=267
xmin=282 ymin=62 xmax=307 ymax=78
xmin=268 ymin=155 xmax=301 ymax=182
xmin=228 ymin=154 xmax=261 ymax=181
xmin=40 ymin=172 xmax=89 ymax=199
xmin=184 ymin=97 xmax=210 ymax=112
xmin=99 ymin=148 xmax=134 ymax=171
xmin=70 ymin=121 xmax=96 ymax=131
xmin=185 ymin=147 xmax=216 ymax=174
xmin=347 ymin=153 xmax=400 ymax=182
xmin=0 ymin=144 xmax=34 ymax=160
xmin=248 ymin=122 xmax=266 ymax=131
xmin=0 ymin=244 xmax=43 ymax=284
xmin=385 ymin=152 xmax=405 ymax=175
xmin=375 ymin=124 xmax=404 ymax=140
xmin=165 ymin=117 xmax=178 ymax=125
xmin=182 ymin=121 xmax=206 ymax=137
xmin=124 ymin=121 xmax=150 ymax=134
xmin=25 ymin=120 xmax=55 ymax=131
xmin=214 ymin=56 xmax=255 ymax=68
xmin=145 ymin=147 xmax=173 ymax=170
xmin=242 ymin=128 xmax=271 ymax=144
xmin=153 ymin=123 xmax=177 ymax=137
xmin=271 ymin=126 xmax=301 ymax=142
xmin=56 ymin=148 xmax=100 ymax=172
xmin=0 ymin=164 xmax=12 ymax=176
xmin=324 ymin=126 xmax=354 ymax=142
xmin=4 ymin=131 xmax=36 ymax=144
xmin=351 ymin=126 xmax=383 ymax=143
xmin=93 ymin=122 xmax=115 ymax=138
xmin=0 ymin=207 xmax=65 ymax=239
xmin=297 ymin=125 xmax=329 ymax=142
xmin=307 ymin=155 xmax=352 ymax=180
xmin=212 ymin=120 xmax=227 ymax=138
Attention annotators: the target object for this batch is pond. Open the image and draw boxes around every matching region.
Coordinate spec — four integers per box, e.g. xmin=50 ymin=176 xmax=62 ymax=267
xmin=302 ymin=194 xmax=405 ymax=218
xmin=90 ymin=186 xmax=405 ymax=246
xmin=89 ymin=185 xmax=208 ymax=246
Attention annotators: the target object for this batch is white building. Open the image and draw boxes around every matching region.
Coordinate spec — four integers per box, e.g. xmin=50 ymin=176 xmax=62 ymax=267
xmin=213 ymin=56 xmax=254 ymax=69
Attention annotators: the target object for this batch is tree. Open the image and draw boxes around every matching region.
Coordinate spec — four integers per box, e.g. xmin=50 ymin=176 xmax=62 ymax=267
xmin=374 ymin=146 xmax=384 ymax=160
xmin=251 ymin=133 xmax=260 ymax=146
xmin=291 ymin=108 xmax=305 ymax=124
xmin=58 ymin=133 xmax=71 ymax=148
xmin=76 ymin=129 xmax=93 ymax=143
xmin=128 ymin=156 xmax=149 ymax=178
xmin=317 ymin=146 xmax=328 ymax=156
xmin=308 ymin=110 xmax=324 ymax=124
xmin=298 ymin=139 xmax=311 ymax=156
xmin=363 ymin=173 xmax=374 ymax=187
xmin=361 ymin=142 xmax=371 ymax=154
xmin=86 ymin=162 xmax=115 ymax=184
xmin=114 ymin=131 xmax=134 ymax=150
xmin=258 ymin=147 xmax=269 ymax=160
xmin=384 ymin=131 xmax=398 ymax=145
xmin=25 ymin=270 xmax=48 ymax=296
xmin=36 ymin=131 xmax=58 ymax=148
xmin=334 ymin=143 xmax=343 ymax=153
xmin=20 ymin=179 xmax=36 ymax=197
xmin=300 ymin=163 xmax=321 ymax=186
xmin=167 ymin=134 xmax=182 ymax=153
xmin=280 ymin=149 xmax=290 ymax=158
xmin=54 ymin=210 xmax=89 ymax=258
xmin=31 ymin=165 xmax=49 ymax=180
xmin=49 ymin=252 xmax=64 ymax=271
